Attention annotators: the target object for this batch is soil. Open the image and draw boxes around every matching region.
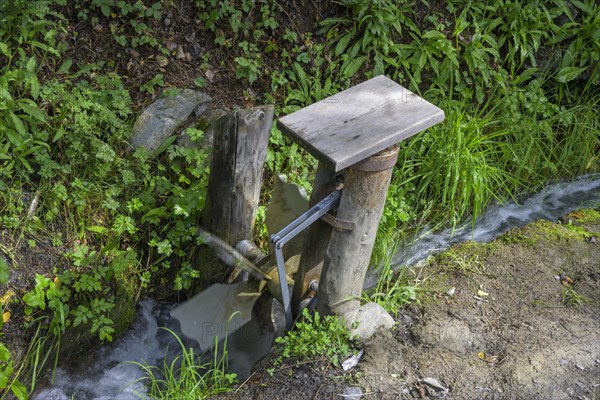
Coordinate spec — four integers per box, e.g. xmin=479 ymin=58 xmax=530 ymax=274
xmin=214 ymin=210 xmax=600 ymax=400
xmin=0 ymin=229 xmax=66 ymax=364
xmin=56 ymin=0 xmax=340 ymax=112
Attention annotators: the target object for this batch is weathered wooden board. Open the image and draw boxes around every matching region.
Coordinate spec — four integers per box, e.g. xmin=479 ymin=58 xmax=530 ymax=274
xmin=197 ymin=105 xmax=274 ymax=287
xmin=277 ymin=75 xmax=444 ymax=172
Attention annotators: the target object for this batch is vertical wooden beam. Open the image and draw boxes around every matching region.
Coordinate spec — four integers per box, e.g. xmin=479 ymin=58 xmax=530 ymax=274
xmin=316 ymin=146 xmax=399 ymax=316
xmin=196 ymin=105 xmax=274 ymax=288
xmin=291 ymin=161 xmax=338 ymax=315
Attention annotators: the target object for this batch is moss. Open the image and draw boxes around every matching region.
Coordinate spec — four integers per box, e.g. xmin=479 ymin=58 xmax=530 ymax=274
xmin=501 ymin=217 xmax=595 ymax=245
xmin=574 ymin=209 xmax=600 ymax=223
xmin=110 ymin=289 xmax=137 ymax=334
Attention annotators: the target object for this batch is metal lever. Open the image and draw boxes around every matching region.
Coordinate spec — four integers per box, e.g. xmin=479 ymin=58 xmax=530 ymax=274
xmin=270 ymin=190 xmax=342 ymax=328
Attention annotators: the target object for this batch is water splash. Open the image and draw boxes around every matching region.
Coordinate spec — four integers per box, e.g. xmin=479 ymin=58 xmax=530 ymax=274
xmin=392 ymin=174 xmax=600 ymax=269
xmin=33 ymin=299 xmax=160 ymax=400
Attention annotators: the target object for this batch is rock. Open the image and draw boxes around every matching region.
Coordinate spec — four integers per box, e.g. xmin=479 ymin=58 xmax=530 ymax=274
xmin=129 ymin=89 xmax=211 ymax=153
xmin=342 ymin=349 xmax=364 ymax=371
xmin=420 ymin=377 xmax=448 ymax=392
xmin=341 ymin=386 xmax=363 ymax=400
xmin=341 ymin=302 xmax=395 ymax=340
xmin=177 ymin=108 xmax=226 ymax=152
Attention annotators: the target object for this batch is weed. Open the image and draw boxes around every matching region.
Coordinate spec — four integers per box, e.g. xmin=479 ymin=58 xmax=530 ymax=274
xmin=75 ymin=0 xmax=163 ymax=49
xmin=364 ymin=237 xmax=418 ymax=316
xmin=440 ymin=242 xmax=489 ymax=275
xmin=131 ymin=328 xmax=236 ymax=399
xmin=140 ymin=74 xmax=165 ymax=95
xmin=274 ymin=308 xmax=353 ymax=366
xmin=561 ymin=287 xmax=592 ymax=309
xmin=364 ymin=267 xmax=418 ymax=318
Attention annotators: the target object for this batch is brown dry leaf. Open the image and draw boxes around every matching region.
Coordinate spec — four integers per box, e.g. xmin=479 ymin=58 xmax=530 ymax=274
xmin=156 ymin=56 xmax=169 ymax=67
xmin=205 ymin=66 xmax=217 ymax=82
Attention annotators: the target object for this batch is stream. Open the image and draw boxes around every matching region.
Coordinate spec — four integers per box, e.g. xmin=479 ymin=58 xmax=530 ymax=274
xmin=32 ymin=174 xmax=600 ymax=400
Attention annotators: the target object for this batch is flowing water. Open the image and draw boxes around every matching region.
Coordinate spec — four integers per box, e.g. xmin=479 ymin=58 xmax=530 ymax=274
xmin=33 ymin=174 xmax=600 ymax=400
xmin=391 ymin=174 xmax=600 ymax=268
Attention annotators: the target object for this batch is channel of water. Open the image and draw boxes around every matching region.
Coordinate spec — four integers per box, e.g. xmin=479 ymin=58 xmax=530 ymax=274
xmin=33 ymin=174 xmax=600 ymax=399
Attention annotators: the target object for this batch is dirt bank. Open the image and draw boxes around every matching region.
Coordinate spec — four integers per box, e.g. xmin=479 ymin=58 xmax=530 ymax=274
xmin=216 ymin=209 xmax=600 ymax=400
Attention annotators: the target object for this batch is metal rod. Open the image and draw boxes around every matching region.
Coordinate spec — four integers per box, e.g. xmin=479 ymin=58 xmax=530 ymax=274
xmin=270 ymin=189 xmax=342 ymax=328
xmin=274 ymin=245 xmax=292 ymax=328
xmin=271 ymin=190 xmax=341 ymax=245
xmin=197 ymin=227 xmax=269 ymax=281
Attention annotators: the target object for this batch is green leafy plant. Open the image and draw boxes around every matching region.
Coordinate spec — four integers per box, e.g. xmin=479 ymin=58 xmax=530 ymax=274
xmin=319 ymin=0 xmax=418 ymax=78
xmin=0 ymin=343 xmax=27 ymax=400
xmin=140 ymin=74 xmax=165 ymax=94
xmin=75 ymin=0 xmax=163 ymax=49
xmin=274 ymin=308 xmax=353 ymax=366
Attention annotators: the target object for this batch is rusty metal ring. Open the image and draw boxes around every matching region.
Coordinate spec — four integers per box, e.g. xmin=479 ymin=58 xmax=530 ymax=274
xmin=350 ymin=145 xmax=400 ymax=172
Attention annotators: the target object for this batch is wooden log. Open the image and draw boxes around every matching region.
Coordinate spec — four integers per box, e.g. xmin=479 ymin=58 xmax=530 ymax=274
xmin=196 ymin=105 xmax=274 ymax=288
xmin=291 ymin=161 xmax=338 ymax=315
xmin=316 ymin=146 xmax=399 ymax=316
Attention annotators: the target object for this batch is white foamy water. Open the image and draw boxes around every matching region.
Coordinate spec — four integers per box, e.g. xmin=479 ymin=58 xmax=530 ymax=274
xmin=391 ymin=174 xmax=600 ymax=269
xmin=33 ymin=300 xmax=162 ymax=400
xmin=33 ymin=295 xmax=279 ymax=400
xmin=33 ymin=174 xmax=600 ymax=399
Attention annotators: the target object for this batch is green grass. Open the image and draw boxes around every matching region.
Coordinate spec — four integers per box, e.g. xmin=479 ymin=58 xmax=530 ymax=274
xmin=561 ymin=287 xmax=593 ymax=309
xmin=131 ymin=329 xmax=236 ymax=400
xmin=363 ymin=237 xmax=419 ymax=317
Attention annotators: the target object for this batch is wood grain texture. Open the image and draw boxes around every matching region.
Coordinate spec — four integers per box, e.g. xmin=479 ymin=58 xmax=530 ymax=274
xmin=277 ymin=75 xmax=444 ymax=171
xmin=291 ymin=161 xmax=338 ymax=315
xmin=316 ymin=148 xmax=398 ymax=316
xmin=197 ymin=105 xmax=274 ymax=288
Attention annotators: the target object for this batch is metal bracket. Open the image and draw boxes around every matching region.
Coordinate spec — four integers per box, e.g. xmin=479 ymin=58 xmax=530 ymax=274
xmin=270 ymin=190 xmax=342 ymax=328
xmin=321 ymin=213 xmax=355 ymax=232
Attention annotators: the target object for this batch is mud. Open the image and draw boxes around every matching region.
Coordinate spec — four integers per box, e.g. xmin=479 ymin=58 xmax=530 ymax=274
xmin=215 ymin=210 xmax=600 ymax=400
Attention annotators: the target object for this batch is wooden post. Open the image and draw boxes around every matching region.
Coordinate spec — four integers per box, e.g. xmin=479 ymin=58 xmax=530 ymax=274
xmin=290 ymin=161 xmax=337 ymax=315
xmin=196 ymin=105 xmax=274 ymax=288
xmin=277 ymin=75 xmax=445 ymax=318
xmin=316 ymin=146 xmax=399 ymax=315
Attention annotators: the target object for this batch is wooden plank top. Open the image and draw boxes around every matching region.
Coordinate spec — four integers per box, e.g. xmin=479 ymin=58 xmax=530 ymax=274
xmin=277 ymin=75 xmax=445 ymax=172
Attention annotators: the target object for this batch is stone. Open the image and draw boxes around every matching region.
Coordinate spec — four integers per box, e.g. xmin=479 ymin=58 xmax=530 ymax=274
xmin=420 ymin=377 xmax=448 ymax=392
xmin=177 ymin=108 xmax=226 ymax=152
xmin=342 ymin=349 xmax=364 ymax=371
xmin=341 ymin=302 xmax=395 ymax=340
xmin=129 ymin=89 xmax=211 ymax=153
xmin=341 ymin=386 xmax=363 ymax=400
